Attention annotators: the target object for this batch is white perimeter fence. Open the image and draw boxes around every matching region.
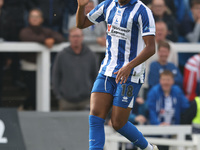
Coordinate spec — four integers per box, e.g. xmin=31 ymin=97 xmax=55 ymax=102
xmin=104 ymin=125 xmax=200 ymax=150
xmin=0 ymin=42 xmax=200 ymax=112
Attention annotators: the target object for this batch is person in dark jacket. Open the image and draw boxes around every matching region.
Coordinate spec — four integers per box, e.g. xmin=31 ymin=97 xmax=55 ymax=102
xmin=19 ymin=8 xmax=64 ymax=110
xmin=52 ymin=27 xmax=98 ymax=111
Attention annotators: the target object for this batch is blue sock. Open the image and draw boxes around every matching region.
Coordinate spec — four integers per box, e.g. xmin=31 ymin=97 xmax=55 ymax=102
xmin=89 ymin=115 xmax=105 ymax=150
xmin=117 ymin=121 xmax=148 ymax=149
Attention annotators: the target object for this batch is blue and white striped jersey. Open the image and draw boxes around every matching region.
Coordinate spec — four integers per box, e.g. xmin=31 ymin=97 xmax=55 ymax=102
xmin=87 ymin=0 xmax=155 ymax=83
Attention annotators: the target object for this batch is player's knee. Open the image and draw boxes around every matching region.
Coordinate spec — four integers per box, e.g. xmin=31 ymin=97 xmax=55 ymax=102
xmin=111 ymin=119 xmax=125 ymax=131
xmin=90 ymin=107 xmax=107 ymax=119
xmin=90 ymin=108 xmax=100 ymax=117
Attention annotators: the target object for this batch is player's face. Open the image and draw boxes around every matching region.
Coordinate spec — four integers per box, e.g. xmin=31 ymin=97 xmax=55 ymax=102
xmin=160 ymin=75 xmax=174 ymax=93
xmin=155 ymin=22 xmax=168 ymax=42
xmin=0 ymin=0 xmax=4 ymax=8
xmin=158 ymin=46 xmax=170 ymax=63
xmin=69 ymin=29 xmax=83 ymax=48
xmin=118 ymin=0 xmax=131 ymax=6
xmin=29 ymin=11 xmax=43 ymax=26
xmin=85 ymin=2 xmax=94 ymax=14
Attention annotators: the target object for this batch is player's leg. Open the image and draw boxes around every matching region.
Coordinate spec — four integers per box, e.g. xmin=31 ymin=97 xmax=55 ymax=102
xmin=111 ymin=106 xmax=153 ymax=150
xmin=90 ymin=92 xmax=113 ymax=119
xmin=89 ymin=92 xmax=113 ymax=150
xmin=89 ymin=74 xmax=115 ymax=150
xmin=111 ymin=82 xmax=154 ymax=150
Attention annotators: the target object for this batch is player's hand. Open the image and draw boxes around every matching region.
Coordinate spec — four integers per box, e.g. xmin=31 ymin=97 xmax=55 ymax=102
xmin=114 ymin=64 xmax=132 ymax=84
xmin=77 ymin=0 xmax=90 ymax=7
xmin=45 ymin=38 xmax=55 ymax=49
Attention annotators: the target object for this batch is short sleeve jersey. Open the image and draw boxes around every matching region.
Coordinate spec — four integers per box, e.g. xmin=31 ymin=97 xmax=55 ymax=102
xmin=87 ymin=0 xmax=155 ymax=83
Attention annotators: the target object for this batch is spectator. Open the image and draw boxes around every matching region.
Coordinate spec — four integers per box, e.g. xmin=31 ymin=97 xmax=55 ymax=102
xmin=154 ymin=21 xmax=178 ymax=66
xmin=96 ymin=0 xmax=186 ymax=22
xmin=172 ymin=0 xmax=187 ymax=22
xmin=24 ymin=0 xmax=39 ymax=26
xmin=147 ymin=70 xmax=189 ymax=125
xmin=52 ymin=27 xmax=98 ymax=111
xmin=62 ymin=0 xmax=78 ymax=39
xmin=183 ymin=53 xmax=200 ymax=101
xmin=68 ymin=0 xmax=106 ymax=46
xmin=181 ymin=96 xmax=200 ymax=133
xmin=19 ymin=8 xmax=64 ymax=110
xmin=141 ymin=0 xmax=186 ymax=22
xmin=151 ymin=0 xmax=178 ymax=42
xmin=179 ymin=0 xmax=200 ymax=43
xmin=28 ymin=0 xmax=65 ymax=33
xmin=177 ymin=0 xmax=199 ymax=74
xmin=143 ymin=21 xmax=178 ymax=99
xmin=148 ymin=41 xmax=183 ymax=89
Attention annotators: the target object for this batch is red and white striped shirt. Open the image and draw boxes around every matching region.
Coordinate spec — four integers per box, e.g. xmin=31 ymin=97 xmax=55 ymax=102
xmin=183 ymin=54 xmax=200 ymax=101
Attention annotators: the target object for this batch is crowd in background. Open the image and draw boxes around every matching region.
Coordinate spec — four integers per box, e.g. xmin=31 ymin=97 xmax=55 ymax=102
xmin=0 ymin=0 xmax=200 ymax=42
xmin=0 ymin=0 xmax=200 ymax=138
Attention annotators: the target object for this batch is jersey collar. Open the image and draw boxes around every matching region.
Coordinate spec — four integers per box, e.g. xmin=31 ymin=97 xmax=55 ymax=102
xmin=114 ymin=0 xmax=137 ymax=5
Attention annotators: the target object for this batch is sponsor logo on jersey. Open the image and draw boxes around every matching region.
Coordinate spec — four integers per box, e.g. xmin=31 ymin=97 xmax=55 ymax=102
xmin=107 ymin=24 xmax=112 ymax=32
xmin=107 ymin=24 xmax=130 ymax=40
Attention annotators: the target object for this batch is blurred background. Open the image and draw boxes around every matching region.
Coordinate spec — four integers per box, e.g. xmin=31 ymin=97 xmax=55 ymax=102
xmin=0 ymin=0 xmax=200 ymax=150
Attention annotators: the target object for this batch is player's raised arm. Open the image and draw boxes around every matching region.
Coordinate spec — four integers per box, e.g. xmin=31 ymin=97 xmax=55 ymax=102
xmin=76 ymin=0 xmax=94 ymax=29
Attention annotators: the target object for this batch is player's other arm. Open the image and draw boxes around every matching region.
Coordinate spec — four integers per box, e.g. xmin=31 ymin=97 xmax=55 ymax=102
xmin=115 ymin=35 xmax=155 ymax=84
xmin=76 ymin=0 xmax=94 ymax=29
xmin=128 ymin=35 xmax=155 ymax=69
